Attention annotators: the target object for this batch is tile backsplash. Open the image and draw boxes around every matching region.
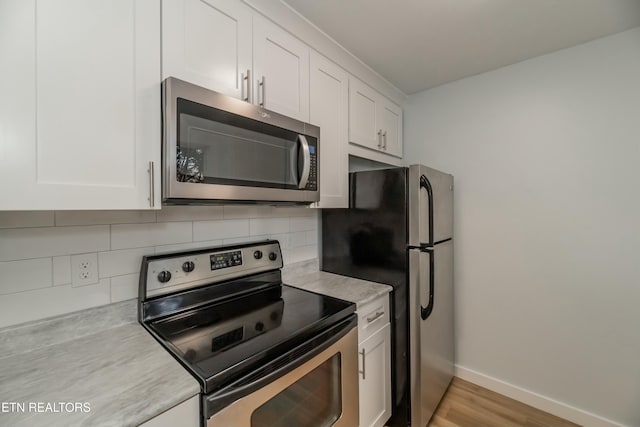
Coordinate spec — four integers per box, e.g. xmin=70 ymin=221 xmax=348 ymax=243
xmin=0 ymin=206 xmax=318 ymax=328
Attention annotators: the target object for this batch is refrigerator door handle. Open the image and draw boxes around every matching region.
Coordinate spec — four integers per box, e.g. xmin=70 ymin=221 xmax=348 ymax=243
xmin=420 ymin=248 xmax=435 ymax=321
xmin=419 ymin=174 xmax=434 ymax=247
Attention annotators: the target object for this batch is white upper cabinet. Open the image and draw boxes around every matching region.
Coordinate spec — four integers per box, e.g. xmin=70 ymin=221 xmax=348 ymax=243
xmin=379 ymin=101 xmax=403 ymax=157
xmin=0 ymin=0 xmax=161 ymax=210
xmin=163 ymin=2 xmax=310 ymax=122
xmin=162 ymin=0 xmax=252 ymax=99
xmin=253 ymin=16 xmax=310 ymax=122
xmin=349 ymin=77 xmax=403 ymax=159
xmin=310 ymin=51 xmax=349 ymax=208
xmin=349 ymin=77 xmax=380 ymax=150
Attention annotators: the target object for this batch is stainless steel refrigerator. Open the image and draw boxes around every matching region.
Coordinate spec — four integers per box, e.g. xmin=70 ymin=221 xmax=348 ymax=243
xmin=321 ymin=164 xmax=454 ymax=427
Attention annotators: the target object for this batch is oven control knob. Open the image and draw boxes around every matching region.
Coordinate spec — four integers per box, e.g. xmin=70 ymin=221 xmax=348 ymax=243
xmin=182 ymin=261 xmax=195 ymax=273
xmin=268 ymin=252 xmax=278 ymax=261
xmin=255 ymin=322 xmax=265 ymax=332
xmin=253 ymin=250 xmax=263 ymax=260
xmin=157 ymin=270 xmax=172 ymax=283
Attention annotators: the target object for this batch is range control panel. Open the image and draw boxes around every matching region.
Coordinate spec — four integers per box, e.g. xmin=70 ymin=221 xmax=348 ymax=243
xmin=144 ymin=241 xmax=283 ymax=298
xmin=210 ymin=250 xmax=242 ymax=271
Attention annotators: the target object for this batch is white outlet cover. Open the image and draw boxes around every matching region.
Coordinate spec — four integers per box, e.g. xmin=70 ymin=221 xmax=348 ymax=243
xmin=71 ymin=253 xmax=99 ymax=287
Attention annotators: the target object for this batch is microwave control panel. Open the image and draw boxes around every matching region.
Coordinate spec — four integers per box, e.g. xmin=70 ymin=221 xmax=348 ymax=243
xmin=306 ymin=144 xmax=317 ymax=191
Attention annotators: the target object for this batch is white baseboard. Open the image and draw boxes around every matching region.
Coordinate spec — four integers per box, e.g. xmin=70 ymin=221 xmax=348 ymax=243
xmin=454 ymin=365 xmax=626 ymax=427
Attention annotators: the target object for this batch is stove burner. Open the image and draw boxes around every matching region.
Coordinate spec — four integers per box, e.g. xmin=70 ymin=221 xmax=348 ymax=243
xmin=152 ymin=289 xmax=284 ymax=364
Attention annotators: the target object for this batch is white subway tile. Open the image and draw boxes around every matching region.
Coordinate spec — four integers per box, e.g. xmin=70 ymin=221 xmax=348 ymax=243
xmin=53 ymin=256 xmax=71 ymax=286
xmin=98 ymin=247 xmax=154 ymax=278
xmin=290 ymin=215 xmax=318 ymax=232
xmin=282 ymin=245 xmax=317 ymax=265
xmin=250 ymin=218 xmax=289 ymax=235
xmin=222 ymin=233 xmax=290 ymax=248
xmin=157 ymin=206 xmax=223 ymax=222
xmin=269 ymin=233 xmax=291 ymax=249
xmin=290 ymin=230 xmax=317 ymax=248
xmin=0 ymin=211 xmax=55 ymax=229
xmin=193 ymin=219 xmax=249 ymax=241
xmin=0 ymin=225 xmax=110 ymax=261
xmin=55 ymin=210 xmax=156 ymax=226
xmin=111 ymin=222 xmax=192 ymax=250
xmin=110 ymin=274 xmax=138 ymax=303
xmin=222 ymin=235 xmax=268 ymax=245
xmin=223 ymin=206 xmax=274 ymax=219
xmin=0 ymin=278 xmax=111 ymax=329
xmin=290 ymin=231 xmax=306 ymax=248
xmin=0 ymin=258 xmax=52 ymax=295
xmin=272 ymin=206 xmax=315 ymax=217
xmin=155 ymin=240 xmax=223 ymax=254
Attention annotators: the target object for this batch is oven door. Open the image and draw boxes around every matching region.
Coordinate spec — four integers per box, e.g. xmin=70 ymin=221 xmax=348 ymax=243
xmin=205 ymin=316 xmax=358 ymax=427
xmin=163 ymin=77 xmax=319 ymax=204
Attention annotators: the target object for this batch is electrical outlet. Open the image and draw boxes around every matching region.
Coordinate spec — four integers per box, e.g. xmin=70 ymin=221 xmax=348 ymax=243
xmin=71 ymin=253 xmax=99 ymax=286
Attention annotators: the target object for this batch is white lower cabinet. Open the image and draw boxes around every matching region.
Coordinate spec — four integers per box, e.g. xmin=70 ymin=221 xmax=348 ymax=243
xmin=138 ymin=395 xmax=200 ymax=427
xmin=357 ymin=295 xmax=392 ymax=427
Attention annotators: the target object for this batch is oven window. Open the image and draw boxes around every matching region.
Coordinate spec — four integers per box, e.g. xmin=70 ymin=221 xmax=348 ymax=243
xmin=250 ymin=354 xmax=342 ymax=427
xmin=177 ymin=98 xmax=302 ymax=189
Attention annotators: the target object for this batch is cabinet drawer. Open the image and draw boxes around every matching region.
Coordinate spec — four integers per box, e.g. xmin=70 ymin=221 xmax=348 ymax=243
xmin=356 ymin=294 xmax=390 ymax=344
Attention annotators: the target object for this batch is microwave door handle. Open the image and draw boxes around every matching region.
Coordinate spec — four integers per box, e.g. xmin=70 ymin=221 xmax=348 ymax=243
xmin=298 ymin=135 xmax=311 ymax=189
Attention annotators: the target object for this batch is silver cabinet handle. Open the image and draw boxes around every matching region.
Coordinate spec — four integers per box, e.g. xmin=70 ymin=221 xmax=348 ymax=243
xmin=258 ymin=76 xmax=266 ymax=107
xmin=241 ymin=69 xmax=251 ymax=102
xmin=366 ymin=311 xmax=384 ymax=323
xmin=359 ymin=348 xmax=366 ymax=380
xmin=377 ymin=129 xmax=382 ymax=149
xmin=147 ymin=161 xmax=155 ymax=208
xmin=297 ymin=135 xmax=311 ymax=189
xmin=382 ymin=131 xmax=387 ymax=150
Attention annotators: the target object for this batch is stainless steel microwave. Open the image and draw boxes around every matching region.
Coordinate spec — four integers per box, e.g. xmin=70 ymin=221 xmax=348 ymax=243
xmin=162 ymin=77 xmax=319 ymax=204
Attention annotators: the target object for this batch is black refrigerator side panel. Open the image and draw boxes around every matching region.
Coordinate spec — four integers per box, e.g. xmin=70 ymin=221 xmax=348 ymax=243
xmin=321 ymin=167 xmax=409 ymax=425
xmin=322 ymin=168 xmax=408 ymax=283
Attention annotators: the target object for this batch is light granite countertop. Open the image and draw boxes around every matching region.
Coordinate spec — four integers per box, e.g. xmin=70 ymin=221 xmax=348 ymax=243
xmin=0 ymin=300 xmax=200 ymax=427
xmin=0 ymin=259 xmax=390 ymax=427
xmin=283 ymin=260 xmax=393 ymax=309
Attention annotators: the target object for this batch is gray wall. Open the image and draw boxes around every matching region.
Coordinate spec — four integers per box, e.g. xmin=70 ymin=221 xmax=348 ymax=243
xmin=405 ymin=27 xmax=640 ymax=427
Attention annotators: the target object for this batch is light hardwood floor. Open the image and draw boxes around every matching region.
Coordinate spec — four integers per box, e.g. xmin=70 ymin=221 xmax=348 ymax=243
xmin=427 ymin=377 xmax=581 ymax=427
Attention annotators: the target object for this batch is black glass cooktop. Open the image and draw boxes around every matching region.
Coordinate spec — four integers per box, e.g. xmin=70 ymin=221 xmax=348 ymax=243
xmin=148 ymin=280 xmax=354 ymax=394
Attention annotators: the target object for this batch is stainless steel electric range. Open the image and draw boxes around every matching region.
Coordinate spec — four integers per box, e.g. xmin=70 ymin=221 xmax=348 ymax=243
xmin=138 ymin=240 xmax=359 ymax=427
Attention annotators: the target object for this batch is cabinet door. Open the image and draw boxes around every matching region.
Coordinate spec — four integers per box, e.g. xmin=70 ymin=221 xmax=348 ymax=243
xmin=253 ymin=16 xmax=309 ymax=121
xmin=379 ymin=100 xmax=403 ymax=158
xmin=359 ymin=323 xmax=392 ymax=427
xmin=139 ymin=395 xmax=199 ymax=427
xmin=0 ymin=0 xmax=160 ymax=210
xmin=162 ymin=0 xmax=252 ymax=99
xmin=310 ymin=52 xmax=348 ymax=208
xmin=348 ymin=77 xmax=380 ymax=151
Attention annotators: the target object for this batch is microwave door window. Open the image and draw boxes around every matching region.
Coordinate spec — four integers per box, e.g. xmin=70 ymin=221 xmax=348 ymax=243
xmin=178 ymin=111 xmax=299 ymax=190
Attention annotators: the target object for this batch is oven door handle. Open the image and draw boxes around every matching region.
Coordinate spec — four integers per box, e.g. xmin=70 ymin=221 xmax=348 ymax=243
xmin=204 ymin=314 xmax=357 ymax=419
xmin=297 ymin=134 xmax=311 ymax=189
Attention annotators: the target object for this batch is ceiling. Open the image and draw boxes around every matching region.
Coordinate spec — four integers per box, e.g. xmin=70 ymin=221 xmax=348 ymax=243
xmin=283 ymin=0 xmax=640 ymax=94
